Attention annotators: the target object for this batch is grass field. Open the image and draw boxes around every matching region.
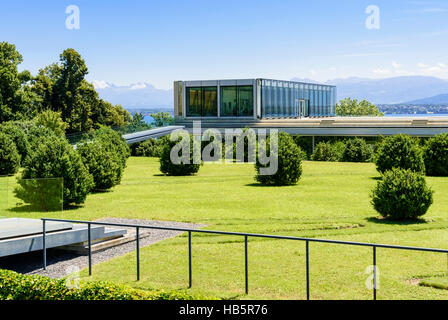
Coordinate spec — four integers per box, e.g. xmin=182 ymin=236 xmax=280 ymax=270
xmin=2 ymin=157 xmax=448 ymax=300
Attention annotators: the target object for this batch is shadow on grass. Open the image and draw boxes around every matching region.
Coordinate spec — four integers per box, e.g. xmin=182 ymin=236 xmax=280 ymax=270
xmin=366 ymin=216 xmax=429 ymax=225
xmin=369 ymin=176 xmax=382 ymax=181
xmin=245 ymin=183 xmax=297 ymax=188
xmin=7 ymin=203 xmax=83 ymax=213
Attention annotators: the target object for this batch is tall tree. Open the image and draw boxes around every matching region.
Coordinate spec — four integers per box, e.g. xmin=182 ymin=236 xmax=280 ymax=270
xmin=31 ymin=48 xmax=130 ymax=133
xmin=336 ymin=98 xmax=383 ymax=117
xmin=0 ymin=42 xmax=35 ymax=122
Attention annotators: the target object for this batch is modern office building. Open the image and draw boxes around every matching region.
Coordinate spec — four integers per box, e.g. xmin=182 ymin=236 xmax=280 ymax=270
xmin=173 ymin=79 xmax=337 ymax=122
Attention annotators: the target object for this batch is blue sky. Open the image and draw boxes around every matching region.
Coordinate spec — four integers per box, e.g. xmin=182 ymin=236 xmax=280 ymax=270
xmin=1 ymin=0 xmax=448 ymax=89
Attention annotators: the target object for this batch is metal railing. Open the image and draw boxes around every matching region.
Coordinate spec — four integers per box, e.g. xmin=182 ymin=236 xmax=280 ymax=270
xmin=41 ymin=218 xmax=448 ymax=300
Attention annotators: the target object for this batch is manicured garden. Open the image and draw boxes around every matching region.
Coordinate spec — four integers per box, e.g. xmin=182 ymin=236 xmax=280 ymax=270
xmin=2 ymin=157 xmax=448 ymax=300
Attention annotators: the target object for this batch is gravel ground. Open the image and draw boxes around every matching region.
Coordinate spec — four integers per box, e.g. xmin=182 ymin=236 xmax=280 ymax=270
xmin=0 ymin=218 xmax=205 ymax=279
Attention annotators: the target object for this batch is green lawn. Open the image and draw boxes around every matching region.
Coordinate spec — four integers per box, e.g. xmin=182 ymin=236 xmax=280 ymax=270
xmin=2 ymin=157 xmax=448 ymax=300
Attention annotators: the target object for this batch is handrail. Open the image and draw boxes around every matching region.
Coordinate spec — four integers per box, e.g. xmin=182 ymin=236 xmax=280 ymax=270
xmin=41 ymin=218 xmax=448 ymax=300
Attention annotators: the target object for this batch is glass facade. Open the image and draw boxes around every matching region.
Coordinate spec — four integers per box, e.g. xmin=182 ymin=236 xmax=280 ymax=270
xmin=260 ymin=79 xmax=335 ymax=118
xmin=180 ymin=79 xmax=335 ymax=119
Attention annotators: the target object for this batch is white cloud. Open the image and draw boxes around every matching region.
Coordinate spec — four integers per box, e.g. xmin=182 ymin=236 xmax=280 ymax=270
xmin=416 ymin=62 xmax=448 ymax=76
xmin=92 ymin=80 xmax=110 ymax=90
xmin=392 ymin=61 xmax=402 ymax=69
xmin=373 ymin=68 xmax=391 ymax=75
xmin=309 ymin=70 xmax=317 ymax=76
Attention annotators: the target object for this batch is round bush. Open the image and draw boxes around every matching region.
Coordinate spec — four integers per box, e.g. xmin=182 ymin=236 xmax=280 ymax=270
xmin=375 ymin=134 xmax=425 ymax=174
xmin=93 ymin=127 xmax=130 ymax=168
xmin=342 ymin=138 xmax=373 ymax=162
xmin=0 ymin=122 xmax=29 ymax=161
xmin=135 ymin=138 xmax=166 ymax=157
xmin=311 ymin=141 xmax=341 ymax=162
xmin=371 ymin=168 xmax=433 ymax=220
xmin=160 ymin=133 xmax=201 ymax=176
xmin=77 ymin=140 xmax=122 ymax=191
xmin=424 ymin=133 xmax=448 ymax=176
xmin=0 ymin=132 xmax=20 ymax=175
xmin=16 ymin=134 xmax=94 ymax=207
xmin=255 ymin=132 xmax=303 ymax=186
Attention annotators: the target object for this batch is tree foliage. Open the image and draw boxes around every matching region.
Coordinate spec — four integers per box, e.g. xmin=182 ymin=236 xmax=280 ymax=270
xmin=336 ymin=98 xmax=383 ymax=117
xmin=16 ymin=133 xmax=94 ymax=207
xmin=255 ymin=132 xmax=303 ymax=186
xmin=371 ymin=168 xmax=433 ymax=220
xmin=311 ymin=141 xmax=342 ymax=162
xmin=160 ymin=133 xmax=201 ymax=176
xmin=0 ymin=121 xmax=29 ymax=161
xmin=150 ymin=112 xmax=174 ymax=127
xmin=0 ymin=132 xmax=20 ymax=175
xmin=34 ymin=109 xmax=67 ymax=136
xmin=423 ymin=133 xmax=448 ymax=176
xmin=341 ymin=138 xmax=373 ymax=162
xmin=77 ymin=140 xmax=123 ymax=191
xmin=375 ymin=134 xmax=425 ymax=174
xmin=0 ymin=42 xmax=36 ymax=122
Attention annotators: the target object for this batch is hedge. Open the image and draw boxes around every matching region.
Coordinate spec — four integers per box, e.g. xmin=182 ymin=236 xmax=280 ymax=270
xmin=0 ymin=269 xmax=206 ymax=300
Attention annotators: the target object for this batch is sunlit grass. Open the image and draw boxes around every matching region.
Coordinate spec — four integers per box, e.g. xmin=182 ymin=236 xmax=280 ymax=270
xmin=3 ymin=157 xmax=448 ymax=299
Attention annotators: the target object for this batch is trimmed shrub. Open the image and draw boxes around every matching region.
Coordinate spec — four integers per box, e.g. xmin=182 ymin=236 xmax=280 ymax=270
xmin=375 ymin=134 xmax=425 ymax=174
xmin=0 ymin=132 xmax=20 ymax=175
xmin=77 ymin=140 xmax=123 ymax=191
xmin=160 ymin=133 xmax=201 ymax=176
xmin=135 ymin=137 xmax=167 ymax=157
xmin=311 ymin=141 xmax=342 ymax=162
xmin=424 ymin=133 xmax=448 ymax=176
xmin=0 ymin=122 xmax=29 ymax=161
xmin=255 ymin=132 xmax=303 ymax=186
xmin=16 ymin=134 xmax=94 ymax=207
xmin=93 ymin=127 xmax=130 ymax=168
xmin=371 ymin=168 xmax=433 ymax=221
xmin=342 ymin=138 xmax=373 ymax=162
xmin=0 ymin=269 xmax=204 ymax=300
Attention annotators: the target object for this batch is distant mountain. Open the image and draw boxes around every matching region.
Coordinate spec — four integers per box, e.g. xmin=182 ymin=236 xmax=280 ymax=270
xmin=290 ymin=76 xmax=448 ymax=105
xmin=326 ymin=76 xmax=448 ymax=104
xmin=403 ymin=93 xmax=448 ymax=105
xmin=92 ymin=76 xmax=448 ymax=108
xmin=93 ymin=81 xmax=172 ymax=109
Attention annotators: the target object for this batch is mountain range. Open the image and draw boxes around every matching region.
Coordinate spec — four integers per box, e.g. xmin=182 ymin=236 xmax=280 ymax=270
xmin=93 ymin=76 xmax=448 ymax=109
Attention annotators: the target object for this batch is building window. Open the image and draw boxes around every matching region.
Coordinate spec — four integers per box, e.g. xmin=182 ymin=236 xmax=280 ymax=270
xmin=186 ymin=86 xmax=217 ymax=117
xmin=221 ymin=86 xmax=238 ymax=116
xmin=221 ymin=85 xmax=253 ymax=117
xmin=238 ymin=86 xmax=253 ymax=116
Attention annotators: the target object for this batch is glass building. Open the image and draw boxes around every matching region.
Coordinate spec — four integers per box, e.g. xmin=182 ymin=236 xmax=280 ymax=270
xmin=174 ymin=79 xmax=336 ymax=119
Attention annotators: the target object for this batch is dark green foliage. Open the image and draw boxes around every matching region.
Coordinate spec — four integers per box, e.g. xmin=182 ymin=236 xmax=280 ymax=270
xmin=92 ymin=127 xmax=130 ymax=168
xmin=0 ymin=132 xmax=20 ymax=175
xmin=371 ymin=168 xmax=433 ymax=220
xmin=255 ymin=132 xmax=303 ymax=186
xmin=160 ymin=133 xmax=201 ymax=176
xmin=0 ymin=269 xmax=202 ymax=300
xmin=341 ymin=138 xmax=373 ymax=162
xmin=424 ymin=133 xmax=448 ymax=176
xmin=150 ymin=111 xmax=174 ymax=127
xmin=0 ymin=122 xmax=29 ymax=161
xmin=135 ymin=137 xmax=167 ymax=157
xmin=311 ymin=141 xmax=342 ymax=162
xmin=77 ymin=140 xmax=122 ymax=191
xmin=16 ymin=134 xmax=93 ymax=207
xmin=375 ymin=134 xmax=425 ymax=174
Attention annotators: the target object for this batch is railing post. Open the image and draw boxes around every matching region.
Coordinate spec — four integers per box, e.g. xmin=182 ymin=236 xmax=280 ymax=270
xmin=136 ymin=227 xmax=140 ymax=281
xmin=373 ymin=246 xmax=377 ymax=301
xmin=306 ymin=240 xmax=310 ymax=300
xmin=188 ymin=231 xmax=192 ymax=288
xmin=42 ymin=220 xmax=46 ymax=270
xmin=245 ymin=235 xmax=248 ymax=294
xmin=88 ymin=223 xmax=92 ymax=276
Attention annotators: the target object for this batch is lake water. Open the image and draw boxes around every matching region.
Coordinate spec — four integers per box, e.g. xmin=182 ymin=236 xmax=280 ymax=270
xmin=385 ymin=113 xmax=448 ymax=117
